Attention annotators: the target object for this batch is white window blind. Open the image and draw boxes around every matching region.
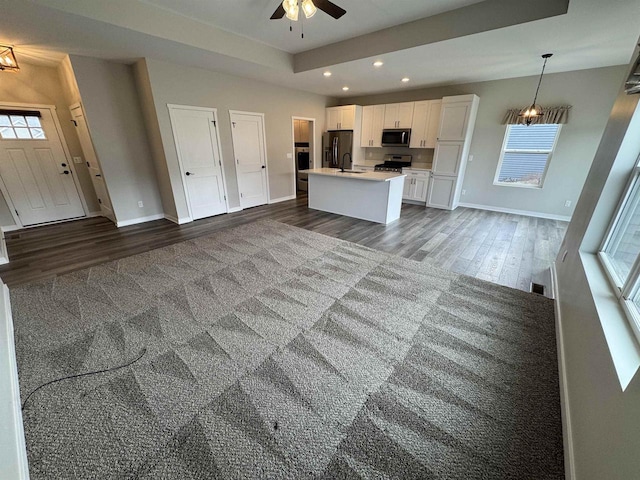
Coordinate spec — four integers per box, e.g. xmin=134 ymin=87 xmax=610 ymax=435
xmin=494 ymin=124 xmax=561 ymax=188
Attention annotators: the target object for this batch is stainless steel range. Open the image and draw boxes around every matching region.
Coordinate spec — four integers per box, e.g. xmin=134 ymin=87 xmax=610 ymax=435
xmin=374 ymin=154 xmax=412 ymax=173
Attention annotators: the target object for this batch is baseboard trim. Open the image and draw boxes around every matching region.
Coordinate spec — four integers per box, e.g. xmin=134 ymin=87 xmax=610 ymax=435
xmin=228 ymin=206 xmax=243 ymax=213
xmin=116 ymin=213 xmax=165 ymax=228
xmin=550 ymin=262 xmax=576 ymax=480
xmin=88 ymin=211 xmax=102 ymax=218
xmin=164 ymin=214 xmax=191 ymax=225
xmin=0 ymin=283 xmax=29 ymax=480
xmin=269 ymin=194 xmax=296 ymax=205
xmin=458 ymin=202 xmax=572 ymax=222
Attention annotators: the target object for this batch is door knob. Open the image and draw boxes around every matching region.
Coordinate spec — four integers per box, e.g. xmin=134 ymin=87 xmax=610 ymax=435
xmin=261 ymin=165 xmax=266 ymax=169
xmin=186 ymin=172 xmax=193 ymax=176
xmin=62 ymin=170 xmax=70 ymax=175
xmin=61 ymin=163 xmax=67 ymax=167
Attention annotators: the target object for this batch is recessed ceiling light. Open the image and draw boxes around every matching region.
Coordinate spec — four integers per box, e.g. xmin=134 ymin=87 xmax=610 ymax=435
xmin=373 ymin=61 xmax=384 ymax=67
xmin=323 ymin=71 xmax=332 ymax=77
xmin=401 ymin=77 xmax=410 ymax=83
xmin=342 ymin=86 xmax=350 ymax=91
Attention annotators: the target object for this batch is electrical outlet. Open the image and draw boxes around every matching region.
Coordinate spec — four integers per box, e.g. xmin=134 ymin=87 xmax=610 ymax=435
xmin=138 ymin=201 xmax=144 ymax=208
xmin=286 ymin=153 xmax=292 ymax=159
xmin=468 ymin=155 xmax=473 ymax=162
xmin=564 ymin=200 xmax=572 ymax=207
xmin=73 ymin=156 xmax=82 ymax=164
xmin=461 ymin=189 xmax=466 ymax=196
xmin=368 ymin=151 xmax=373 ymax=158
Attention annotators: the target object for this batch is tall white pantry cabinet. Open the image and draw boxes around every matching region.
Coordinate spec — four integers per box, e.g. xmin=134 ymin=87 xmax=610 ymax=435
xmin=427 ymin=94 xmax=480 ymax=210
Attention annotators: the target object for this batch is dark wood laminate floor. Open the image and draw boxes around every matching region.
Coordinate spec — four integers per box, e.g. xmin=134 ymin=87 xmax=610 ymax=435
xmin=0 ymin=194 xmax=568 ymax=294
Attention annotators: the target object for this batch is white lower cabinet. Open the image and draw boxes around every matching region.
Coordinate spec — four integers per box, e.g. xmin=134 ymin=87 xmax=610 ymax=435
xmin=402 ymin=170 xmax=430 ymax=203
xmin=427 ymin=175 xmax=456 ymax=209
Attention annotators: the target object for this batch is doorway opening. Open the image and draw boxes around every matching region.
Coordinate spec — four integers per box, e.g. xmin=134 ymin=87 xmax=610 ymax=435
xmin=291 ymin=117 xmax=315 ymax=197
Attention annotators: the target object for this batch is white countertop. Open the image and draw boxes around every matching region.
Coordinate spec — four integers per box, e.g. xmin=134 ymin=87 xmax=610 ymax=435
xmin=302 ymin=168 xmax=405 ymax=182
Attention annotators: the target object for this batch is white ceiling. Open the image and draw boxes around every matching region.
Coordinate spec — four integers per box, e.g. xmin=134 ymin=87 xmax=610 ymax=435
xmin=138 ymin=0 xmax=486 ymax=53
xmin=2 ymin=0 xmax=640 ymax=98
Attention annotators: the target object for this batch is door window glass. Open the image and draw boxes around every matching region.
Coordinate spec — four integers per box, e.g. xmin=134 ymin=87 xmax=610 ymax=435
xmin=0 ymin=113 xmax=47 ymax=140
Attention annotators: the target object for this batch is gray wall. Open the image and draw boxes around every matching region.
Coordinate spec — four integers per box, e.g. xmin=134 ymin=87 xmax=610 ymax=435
xmin=0 ymin=60 xmax=100 ymax=226
xmin=140 ymin=58 xmax=330 ymax=219
xmin=555 ymin=42 xmax=640 ymax=479
xmin=69 ymin=55 xmax=164 ymax=223
xmin=344 ymin=65 xmax=627 ymax=218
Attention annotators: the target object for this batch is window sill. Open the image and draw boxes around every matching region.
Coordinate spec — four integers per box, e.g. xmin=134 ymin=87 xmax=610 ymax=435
xmin=493 ymin=182 xmax=543 ymax=189
xmin=581 ymin=252 xmax=640 ymax=390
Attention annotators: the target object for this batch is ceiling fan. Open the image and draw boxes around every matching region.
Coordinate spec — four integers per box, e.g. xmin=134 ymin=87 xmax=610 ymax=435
xmin=270 ymin=0 xmax=346 ymax=22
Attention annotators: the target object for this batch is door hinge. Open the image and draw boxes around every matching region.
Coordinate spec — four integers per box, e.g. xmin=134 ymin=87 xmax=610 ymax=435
xmin=71 ymin=120 xmax=78 ymax=127
xmin=98 ymin=198 xmax=102 ymax=204
xmin=219 ymin=160 xmax=221 ymax=166
xmin=14 ymin=209 xmax=19 ymax=216
xmin=212 ymin=120 xmax=216 ymax=127
xmin=240 ymin=193 xmax=243 ymax=198
xmin=224 ymin=195 xmax=226 ymax=201
xmin=86 ymin=161 xmax=90 ymax=168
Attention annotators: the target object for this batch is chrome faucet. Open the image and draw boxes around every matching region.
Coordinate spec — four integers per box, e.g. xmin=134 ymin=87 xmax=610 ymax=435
xmin=341 ymin=152 xmax=351 ymax=172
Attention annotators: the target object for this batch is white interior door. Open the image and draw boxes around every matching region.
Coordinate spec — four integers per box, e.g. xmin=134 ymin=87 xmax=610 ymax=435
xmin=70 ymin=105 xmax=115 ymax=223
xmin=169 ymin=106 xmax=227 ymax=220
xmin=230 ymin=112 xmax=268 ymax=209
xmin=0 ymin=108 xmax=85 ymax=226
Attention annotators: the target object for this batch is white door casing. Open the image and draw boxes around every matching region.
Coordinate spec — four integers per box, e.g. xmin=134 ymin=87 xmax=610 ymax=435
xmin=69 ymin=104 xmax=115 ymax=223
xmin=230 ymin=111 xmax=269 ymax=209
xmin=168 ymin=105 xmax=228 ymax=221
xmin=0 ymin=106 xmax=86 ymax=226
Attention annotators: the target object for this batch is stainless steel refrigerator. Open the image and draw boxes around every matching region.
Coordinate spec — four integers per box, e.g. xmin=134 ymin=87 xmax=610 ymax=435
xmin=322 ymin=131 xmax=353 ymax=169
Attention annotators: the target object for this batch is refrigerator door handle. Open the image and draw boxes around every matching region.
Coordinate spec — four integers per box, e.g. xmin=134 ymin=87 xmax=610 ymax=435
xmin=333 ymin=137 xmax=338 ymax=167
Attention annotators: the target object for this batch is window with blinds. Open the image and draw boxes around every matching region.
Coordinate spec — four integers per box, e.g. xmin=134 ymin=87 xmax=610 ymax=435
xmin=494 ymin=124 xmax=561 ymax=188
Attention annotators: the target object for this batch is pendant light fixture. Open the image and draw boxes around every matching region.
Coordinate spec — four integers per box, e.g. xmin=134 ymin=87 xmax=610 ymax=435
xmin=519 ymin=53 xmax=553 ymax=126
xmin=0 ymin=45 xmax=19 ymax=73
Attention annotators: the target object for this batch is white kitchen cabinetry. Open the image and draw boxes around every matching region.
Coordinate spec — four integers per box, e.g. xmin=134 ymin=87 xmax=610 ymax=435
xmin=427 ymin=175 xmax=456 ymax=209
xmin=428 ymin=94 xmax=480 ymax=210
xmin=360 ymin=105 xmax=385 ymax=147
xmin=402 ymin=169 xmax=430 ymax=203
xmin=383 ymin=102 xmax=414 ymax=129
xmin=326 ymin=105 xmax=357 ymax=130
xmin=432 ymin=142 xmax=464 ymax=176
xmin=410 ymin=100 xmax=442 ymax=148
xmin=437 ymin=97 xmax=474 ymax=142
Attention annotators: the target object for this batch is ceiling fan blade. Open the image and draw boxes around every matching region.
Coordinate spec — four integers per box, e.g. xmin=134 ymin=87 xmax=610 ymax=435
xmin=270 ymin=4 xmax=286 ymax=19
xmin=313 ymin=0 xmax=346 ymax=19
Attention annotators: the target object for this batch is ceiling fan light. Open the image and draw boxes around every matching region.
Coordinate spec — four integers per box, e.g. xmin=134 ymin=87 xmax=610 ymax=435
xmin=301 ymin=0 xmax=317 ymax=19
xmin=285 ymin=4 xmax=299 ymax=21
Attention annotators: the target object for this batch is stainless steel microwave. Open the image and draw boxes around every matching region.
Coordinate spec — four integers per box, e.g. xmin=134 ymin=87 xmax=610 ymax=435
xmin=381 ymin=129 xmax=411 ymax=147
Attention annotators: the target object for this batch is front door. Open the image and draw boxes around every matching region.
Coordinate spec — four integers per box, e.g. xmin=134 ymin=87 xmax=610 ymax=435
xmin=0 ymin=107 xmax=85 ymax=226
xmin=70 ymin=104 xmax=115 ymax=223
xmin=169 ymin=106 xmax=227 ymax=220
xmin=230 ymin=112 xmax=268 ymax=209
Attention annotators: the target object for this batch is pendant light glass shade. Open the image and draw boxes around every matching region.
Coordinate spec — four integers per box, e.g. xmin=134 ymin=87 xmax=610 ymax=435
xmin=519 ymin=53 xmax=553 ymax=126
xmin=0 ymin=45 xmax=19 ymax=73
xmin=301 ymin=0 xmax=317 ymax=18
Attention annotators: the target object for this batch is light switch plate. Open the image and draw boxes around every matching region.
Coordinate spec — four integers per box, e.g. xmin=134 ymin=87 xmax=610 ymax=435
xmin=73 ymin=156 xmax=82 ymax=164
xmin=286 ymin=153 xmax=293 ymax=159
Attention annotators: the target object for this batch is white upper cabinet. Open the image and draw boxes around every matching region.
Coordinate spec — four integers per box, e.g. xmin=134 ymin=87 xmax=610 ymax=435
xmin=437 ymin=97 xmax=474 ymax=141
xmin=383 ymin=102 xmax=414 ymax=129
xmin=409 ymin=100 xmax=442 ymax=148
xmin=360 ymin=105 xmax=386 ymax=147
xmin=326 ymin=105 xmax=356 ymax=130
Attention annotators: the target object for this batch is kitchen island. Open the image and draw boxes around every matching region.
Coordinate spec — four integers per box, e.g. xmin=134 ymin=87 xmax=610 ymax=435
xmin=303 ymin=168 xmax=406 ymax=224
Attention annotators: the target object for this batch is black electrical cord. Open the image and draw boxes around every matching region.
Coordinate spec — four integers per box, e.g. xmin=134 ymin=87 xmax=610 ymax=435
xmin=21 ymin=348 xmax=147 ymax=411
